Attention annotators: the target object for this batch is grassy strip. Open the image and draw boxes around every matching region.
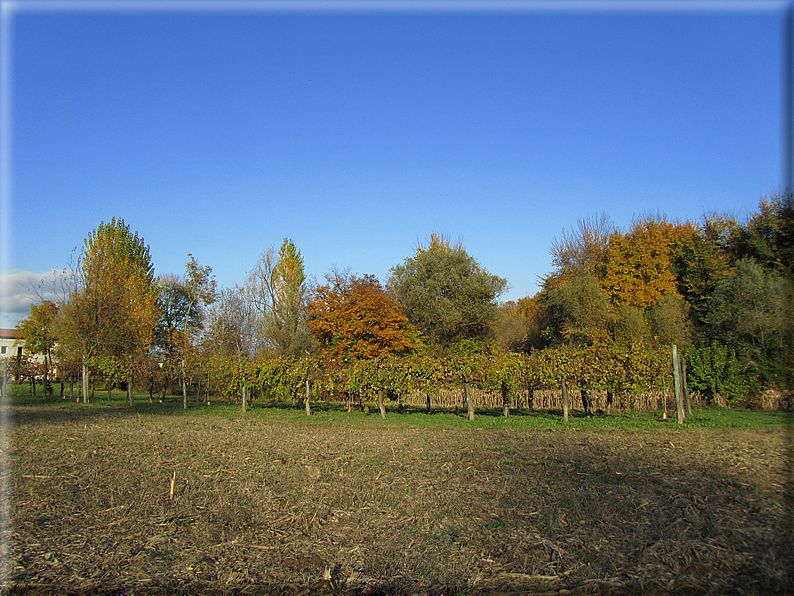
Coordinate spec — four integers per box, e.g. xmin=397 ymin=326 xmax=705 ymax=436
xmin=4 ymin=381 xmax=790 ymax=431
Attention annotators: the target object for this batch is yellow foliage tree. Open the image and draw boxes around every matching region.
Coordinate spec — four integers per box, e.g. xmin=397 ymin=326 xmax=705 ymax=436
xmin=601 ymin=216 xmax=695 ymax=311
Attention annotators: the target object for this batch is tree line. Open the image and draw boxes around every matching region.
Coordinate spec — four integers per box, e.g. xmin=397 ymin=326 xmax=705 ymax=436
xmin=8 ymin=192 xmax=793 ymax=414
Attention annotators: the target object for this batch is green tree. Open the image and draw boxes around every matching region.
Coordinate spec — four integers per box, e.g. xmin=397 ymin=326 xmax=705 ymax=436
xmin=17 ymin=300 xmax=58 ymax=396
xmin=388 ymin=234 xmax=507 ymax=352
xmin=705 ymin=257 xmax=789 ymax=384
xmin=737 ymin=192 xmax=794 ymax=275
xmin=543 ymin=273 xmax=615 ymax=346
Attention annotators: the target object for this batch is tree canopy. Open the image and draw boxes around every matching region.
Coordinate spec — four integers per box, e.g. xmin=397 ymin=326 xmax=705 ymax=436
xmin=307 ymin=272 xmax=416 ymax=362
xmin=388 ymin=234 xmax=507 ymax=351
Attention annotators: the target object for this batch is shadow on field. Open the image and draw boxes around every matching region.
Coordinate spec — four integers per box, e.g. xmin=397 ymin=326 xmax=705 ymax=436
xmin=4 ymin=399 xmax=792 ymax=595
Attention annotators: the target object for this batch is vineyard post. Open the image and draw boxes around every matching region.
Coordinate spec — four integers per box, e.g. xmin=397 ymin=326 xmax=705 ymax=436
xmin=673 ymin=345 xmax=685 ymax=425
xmin=377 ymin=367 xmax=386 ymax=419
xmin=682 ymin=357 xmax=692 ymax=414
xmin=562 ymin=378 xmax=569 ymax=422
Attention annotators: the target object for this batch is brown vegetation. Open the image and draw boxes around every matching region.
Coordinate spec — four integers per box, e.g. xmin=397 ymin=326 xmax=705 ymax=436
xmin=3 ymin=406 xmax=791 ymax=594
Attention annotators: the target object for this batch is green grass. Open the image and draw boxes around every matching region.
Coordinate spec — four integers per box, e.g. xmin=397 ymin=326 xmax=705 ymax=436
xmin=3 ymin=380 xmax=790 ymax=431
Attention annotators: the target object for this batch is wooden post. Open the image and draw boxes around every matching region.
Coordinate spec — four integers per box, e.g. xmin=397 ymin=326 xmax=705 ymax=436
xmin=305 ymin=377 xmax=312 ymax=416
xmin=682 ymin=357 xmax=692 ymax=414
xmin=673 ymin=345 xmax=685 ymax=425
xmin=562 ymin=378 xmax=569 ymax=422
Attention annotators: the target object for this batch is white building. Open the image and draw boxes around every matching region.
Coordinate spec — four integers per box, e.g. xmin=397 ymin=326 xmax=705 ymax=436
xmin=0 ymin=329 xmax=22 ymax=359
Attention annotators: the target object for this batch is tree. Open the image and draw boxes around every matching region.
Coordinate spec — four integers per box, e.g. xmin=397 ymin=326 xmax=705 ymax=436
xmin=388 ymin=234 xmax=508 ymax=351
xmin=737 ymin=191 xmax=794 ymax=276
xmin=17 ymin=300 xmax=58 ymax=396
xmin=245 ymin=238 xmax=311 ymax=357
xmin=204 ymin=286 xmax=259 ymax=358
xmin=547 ymin=212 xmax=614 ymax=285
xmin=543 ymin=273 xmax=615 ymax=346
xmin=59 ymin=218 xmax=159 ymax=404
xmin=705 ymin=257 xmax=789 ymax=384
xmin=179 ymin=255 xmax=217 ymax=409
xmin=670 ymin=214 xmax=738 ymax=322
xmin=307 ymin=271 xmax=415 ymax=362
xmin=648 ymin=294 xmax=692 ymax=348
xmin=601 ymin=216 xmax=695 ymax=311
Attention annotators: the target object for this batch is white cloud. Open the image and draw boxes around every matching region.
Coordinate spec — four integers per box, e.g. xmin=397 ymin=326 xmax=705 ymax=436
xmin=0 ymin=269 xmax=74 ymax=329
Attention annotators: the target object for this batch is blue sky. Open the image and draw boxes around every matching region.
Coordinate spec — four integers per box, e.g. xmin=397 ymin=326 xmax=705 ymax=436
xmin=0 ymin=1 xmax=787 ymax=327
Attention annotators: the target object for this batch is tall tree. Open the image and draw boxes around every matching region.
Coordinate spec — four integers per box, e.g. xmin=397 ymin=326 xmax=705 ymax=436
xmin=17 ymin=301 xmax=58 ymax=396
xmin=153 ymin=274 xmax=202 ymax=393
xmin=179 ymin=255 xmax=217 ymax=409
xmin=307 ymin=271 xmax=415 ymax=362
xmin=388 ymin=234 xmax=507 ymax=351
xmin=245 ymin=238 xmax=311 ymax=356
xmin=59 ymin=218 xmax=159 ymax=404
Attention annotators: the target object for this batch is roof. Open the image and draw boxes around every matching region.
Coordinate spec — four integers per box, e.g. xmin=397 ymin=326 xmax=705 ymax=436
xmin=0 ymin=329 xmax=20 ymax=340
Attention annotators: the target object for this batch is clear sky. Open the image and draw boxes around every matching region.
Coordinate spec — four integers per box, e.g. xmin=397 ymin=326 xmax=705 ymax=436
xmin=0 ymin=1 xmax=787 ymax=328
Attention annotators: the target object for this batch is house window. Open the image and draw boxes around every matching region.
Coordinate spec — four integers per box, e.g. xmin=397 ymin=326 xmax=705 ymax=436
xmin=0 ymin=346 xmax=5 ymax=354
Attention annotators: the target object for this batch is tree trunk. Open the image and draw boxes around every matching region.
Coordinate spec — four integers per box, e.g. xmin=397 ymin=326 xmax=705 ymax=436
xmin=241 ymin=385 xmax=247 ymax=413
xmin=581 ymin=389 xmax=590 ymax=415
xmin=305 ymin=378 xmax=312 ymax=416
xmin=606 ymin=389 xmax=613 ymax=415
xmin=82 ymin=361 xmax=89 ymax=403
xmin=31 ymin=373 xmax=36 ymax=397
xmin=426 ymin=393 xmax=431 ymax=413
xmin=377 ymin=389 xmax=386 ymax=419
xmin=128 ymin=355 xmax=134 ymax=406
xmin=527 ymin=386 xmax=534 ymax=411
xmin=673 ymin=345 xmax=685 ymax=425
xmin=501 ymin=382 xmax=510 ymax=417
xmin=43 ymin=351 xmax=49 ymax=397
xmin=562 ymin=379 xmax=569 ymax=422
xmin=108 ymin=378 xmax=112 ymax=401
xmin=464 ymin=383 xmax=475 ymax=421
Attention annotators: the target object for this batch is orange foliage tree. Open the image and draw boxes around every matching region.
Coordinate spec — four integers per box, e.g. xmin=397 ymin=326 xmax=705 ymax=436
xmin=306 ymin=272 xmax=415 ymax=362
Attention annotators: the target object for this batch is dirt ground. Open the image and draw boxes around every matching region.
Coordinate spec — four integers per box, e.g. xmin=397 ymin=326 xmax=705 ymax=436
xmin=1 ymin=405 xmax=792 ymax=595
